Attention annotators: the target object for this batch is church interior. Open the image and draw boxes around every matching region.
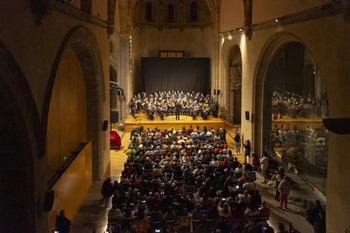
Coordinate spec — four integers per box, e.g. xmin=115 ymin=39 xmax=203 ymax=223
xmin=1 ymin=0 xmax=350 ymax=233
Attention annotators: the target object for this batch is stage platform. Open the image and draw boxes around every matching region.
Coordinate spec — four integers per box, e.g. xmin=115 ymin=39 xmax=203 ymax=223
xmin=123 ymin=113 xmax=225 ymax=132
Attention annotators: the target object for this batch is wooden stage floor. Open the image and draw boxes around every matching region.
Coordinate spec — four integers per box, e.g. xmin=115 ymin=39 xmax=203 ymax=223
xmin=123 ymin=113 xmax=225 ymax=132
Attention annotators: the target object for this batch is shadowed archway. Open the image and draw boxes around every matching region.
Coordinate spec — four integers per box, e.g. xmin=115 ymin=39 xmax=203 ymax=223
xmin=43 ymin=26 xmax=106 ymax=180
xmin=0 ymin=40 xmax=45 ymax=233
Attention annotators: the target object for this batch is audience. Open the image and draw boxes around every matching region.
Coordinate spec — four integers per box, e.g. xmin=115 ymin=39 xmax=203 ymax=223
xmin=105 ymin=125 xmax=290 ymax=233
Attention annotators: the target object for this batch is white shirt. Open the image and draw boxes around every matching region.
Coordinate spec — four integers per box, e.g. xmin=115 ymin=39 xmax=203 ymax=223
xmin=260 ymin=156 xmax=269 ymax=170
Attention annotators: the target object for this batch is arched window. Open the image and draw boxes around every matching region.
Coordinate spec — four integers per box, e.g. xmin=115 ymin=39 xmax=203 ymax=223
xmin=190 ymin=1 xmax=197 ymax=21
xmin=146 ymin=2 xmax=152 ymax=21
xmin=167 ymin=4 xmax=175 ymax=22
xmin=264 ymin=41 xmax=329 ymax=196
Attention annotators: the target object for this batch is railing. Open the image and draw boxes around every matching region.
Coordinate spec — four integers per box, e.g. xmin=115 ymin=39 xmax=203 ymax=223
xmin=263 ymin=147 xmax=326 ymax=202
xmin=47 ymin=142 xmax=87 ymax=189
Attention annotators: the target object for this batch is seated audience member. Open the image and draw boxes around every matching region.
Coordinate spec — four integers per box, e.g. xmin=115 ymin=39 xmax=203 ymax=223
xmin=244 ymin=203 xmax=259 ymax=222
xmin=242 ymin=181 xmax=255 ymax=191
xmin=258 ymin=201 xmax=271 ymax=221
xmin=176 ymin=203 xmax=191 ymax=229
xmin=108 ymin=205 xmax=123 ymax=223
xmin=149 ymin=205 xmax=164 ymax=223
xmin=230 ymin=157 xmax=241 ymax=170
xmin=192 ymin=203 xmax=204 ymax=221
xmin=277 ymin=222 xmax=288 ymax=233
xmin=164 ymin=206 xmax=177 ymax=222
xmin=250 ymin=189 xmax=262 ymax=208
xmin=217 ymin=201 xmax=232 ymax=219
xmin=153 ymin=164 xmax=163 ymax=177
xmin=234 ymin=164 xmax=243 ymax=178
xmin=133 ymin=206 xmax=150 ymax=233
xmin=199 ymin=193 xmax=214 ymax=210
xmin=213 ymin=216 xmax=232 ymax=233
xmin=213 ymin=190 xmax=223 ymax=205
xmin=230 ymin=204 xmax=245 ymax=226
xmin=263 ymin=226 xmax=275 ymax=233
xmin=204 ymin=204 xmax=219 ymax=221
xmin=244 ymin=163 xmax=254 ymax=173
xmin=121 ymin=207 xmax=134 ymax=230
xmin=238 ymin=189 xmax=251 ymax=206
xmin=148 ymin=192 xmax=162 ymax=207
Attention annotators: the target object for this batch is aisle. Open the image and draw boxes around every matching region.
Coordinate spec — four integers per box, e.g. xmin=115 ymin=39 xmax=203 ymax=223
xmin=70 ymin=132 xmax=130 ymax=233
xmin=109 ymin=132 xmax=130 ymax=181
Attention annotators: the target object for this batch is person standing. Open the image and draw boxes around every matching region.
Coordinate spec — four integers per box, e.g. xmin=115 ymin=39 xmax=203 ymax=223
xmin=219 ymin=128 xmax=227 ymax=144
xmin=175 ymin=101 xmax=182 ymax=120
xmin=129 ymin=97 xmax=137 ymax=120
xmin=233 ymin=129 xmax=241 ymax=154
xmin=243 ymin=139 xmax=251 ymax=164
xmin=56 ymin=210 xmax=71 ymax=233
xmin=277 ymin=175 xmax=292 ymax=209
xmin=100 ymin=178 xmax=114 ymax=208
xmin=306 ymin=200 xmax=326 ymax=233
xmin=274 ymin=166 xmax=285 ymax=201
xmin=259 ymin=153 xmax=269 ymax=183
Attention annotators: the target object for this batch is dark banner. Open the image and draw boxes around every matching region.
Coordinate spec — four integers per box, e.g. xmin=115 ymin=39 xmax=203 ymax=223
xmin=140 ymin=57 xmax=210 ymax=94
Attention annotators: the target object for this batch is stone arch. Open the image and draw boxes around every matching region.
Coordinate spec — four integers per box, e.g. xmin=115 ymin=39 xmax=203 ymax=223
xmin=220 ymin=39 xmax=242 ymax=123
xmin=254 ymin=31 xmax=329 ymax=196
xmin=254 ymin=32 xmax=305 ymax=155
xmin=42 ymin=26 xmax=105 ymax=180
xmin=0 ymin=40 xmax=44 ymax=232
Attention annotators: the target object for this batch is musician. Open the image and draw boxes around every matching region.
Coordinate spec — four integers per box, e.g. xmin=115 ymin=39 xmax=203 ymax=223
xmin=145 ymin=103 xmax=155 ymax=120
xmin=191 ymin=104 xmax=201 ymax=120
xmin=156 ymin=104 xmax=166 ymax=120
xmin=167 ymin=99 xmax=175 ymax=116
xmin=211 ymin=100 xmax=219 ymax=118
xmin=201 ymin=106 xmax=211 ymax=120
xmin=129 ymin=97 xmax=137 ymax=119
xmin=175 ymin=100 xmax=182 ymax=120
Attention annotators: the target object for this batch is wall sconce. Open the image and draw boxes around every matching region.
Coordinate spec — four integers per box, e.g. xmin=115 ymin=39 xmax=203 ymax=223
xmin=236 ymin=27 xmax=244 ymax=32
xmin=227 ymin=33 xmax=232 ymax=40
